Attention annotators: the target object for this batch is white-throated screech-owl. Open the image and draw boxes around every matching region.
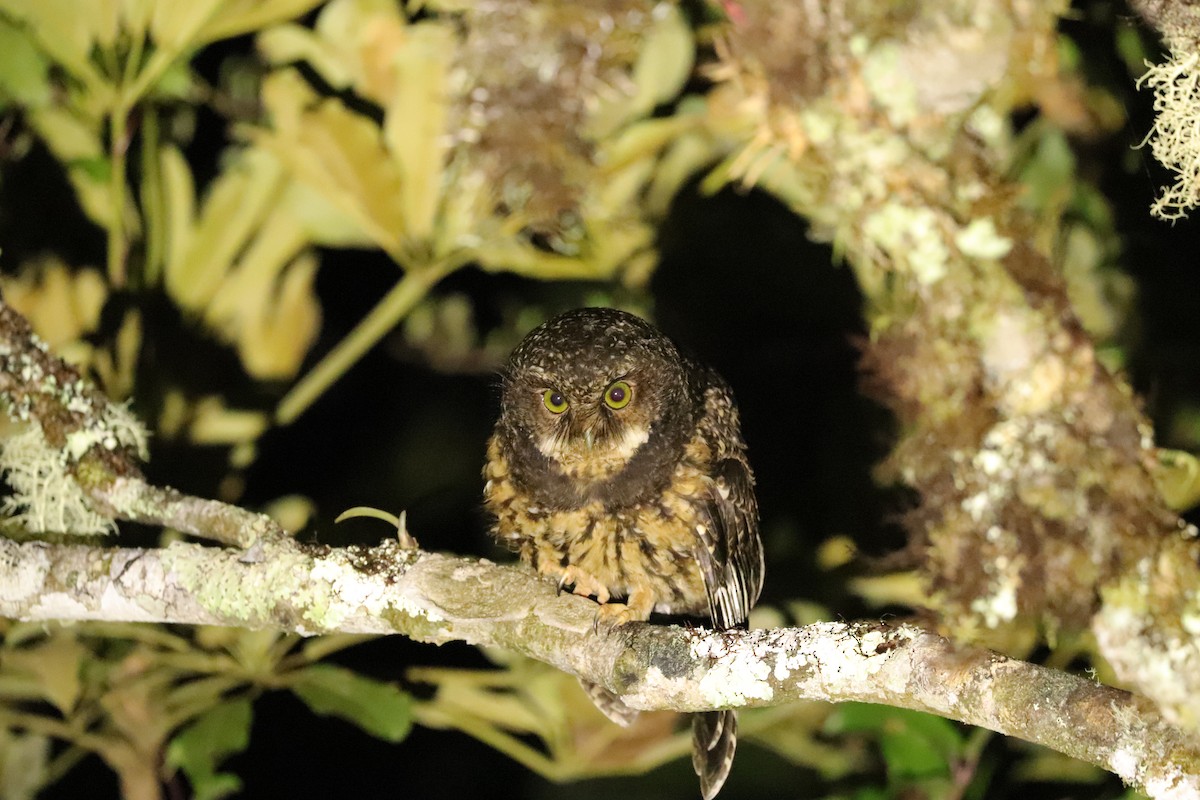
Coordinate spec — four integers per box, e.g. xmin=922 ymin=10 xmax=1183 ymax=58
xmin=484 ymin=307 xmax=764 ymax=799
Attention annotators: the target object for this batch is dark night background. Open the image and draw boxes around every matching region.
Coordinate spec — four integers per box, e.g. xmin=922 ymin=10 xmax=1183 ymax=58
xmin=0 ymin=1 xmax=1195 ymax=798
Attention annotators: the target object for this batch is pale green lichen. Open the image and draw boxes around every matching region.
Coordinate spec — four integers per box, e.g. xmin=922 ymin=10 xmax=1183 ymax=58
xmin=898 ymin=22 xmax=1011 ymax=117
xmin=969 ymin=558 xmax=1021 ymax=627
xmin=1096 ymin=568 xmax=1200 ymax=731
xmin=308 ymin=551 xmax=421 ymax=628
xmin=0 ymin=425 xmax=114 ymax=536
xmin=1137 ymin=44 xmax=1200 ymax=220
xmin=0 ymin=537 xmax=50 ymax=607
xmin=161 ymin=542 xmax=316 ymax=627
xmin=161 ymin=541 xmax=440 ymax=635
xmin=862 ymin=42 xmax=919 ymax=127
xmin=798 ymin=107 xmax=837 ymax=147
xmin=955 ymin=217 xmax=1012 ymax=260
xmin=64 ymin=402 xmax=149 ymax=462
xmin=1 ymin=307 xmax=149 ymax=536
xmin=861 ymin=204 xmax=950 ymax=284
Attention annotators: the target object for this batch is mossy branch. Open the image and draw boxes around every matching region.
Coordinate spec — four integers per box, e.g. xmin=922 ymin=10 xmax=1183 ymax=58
xmin=0 ymin=300 xmax=282 ymax=546
xmin=0 ymin=534 xmax=1193 ymax=799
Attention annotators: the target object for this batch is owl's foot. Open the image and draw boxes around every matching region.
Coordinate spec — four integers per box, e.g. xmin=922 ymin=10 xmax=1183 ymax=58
xmin=554 ymin=565 xmax=611 ymax=604
xmin=592 ymin=602 xmax=637 ymax=632
xmin=591 ymin=586 xmax=655 ymax=633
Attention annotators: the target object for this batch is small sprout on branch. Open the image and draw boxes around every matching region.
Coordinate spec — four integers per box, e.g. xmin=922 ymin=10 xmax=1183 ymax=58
xmin=336 ymin=506 xmax=419 ymax=549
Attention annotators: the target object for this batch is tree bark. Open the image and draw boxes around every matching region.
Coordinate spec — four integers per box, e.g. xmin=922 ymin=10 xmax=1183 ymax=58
xmin=0 ymin=534 xmax=1194 ymax=800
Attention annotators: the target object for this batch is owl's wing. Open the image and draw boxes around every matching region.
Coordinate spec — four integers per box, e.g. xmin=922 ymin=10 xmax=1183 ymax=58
xmin=695 ymin=458 xmax=763 ymax=630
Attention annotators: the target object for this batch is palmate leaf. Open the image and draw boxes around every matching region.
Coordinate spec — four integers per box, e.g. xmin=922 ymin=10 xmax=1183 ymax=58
xmin=162 ymin=146 xmax=289 ymax=312
xmin=0 ymin=0 xmax=111 ymax=95
xmin=159 ymin=144 xmax=321 ymax=380
xmin=290 ymin=664 xmax=413 ymax=743
xmin=255 ymin=69 xmax=408 ymax=257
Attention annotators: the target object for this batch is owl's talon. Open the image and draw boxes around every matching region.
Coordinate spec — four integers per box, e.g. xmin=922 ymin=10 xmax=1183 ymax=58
xmin=554 ymin=565 xmax=610 ymax=604
xmin=592 ymin=602 xmax=638 ymax=634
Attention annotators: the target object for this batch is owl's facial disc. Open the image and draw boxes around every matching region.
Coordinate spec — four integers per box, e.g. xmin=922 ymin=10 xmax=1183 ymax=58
xmin=533 ymin=382 xmax=650 ymax=480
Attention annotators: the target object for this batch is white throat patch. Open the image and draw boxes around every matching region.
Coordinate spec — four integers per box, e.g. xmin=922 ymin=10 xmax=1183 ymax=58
xmin=537 ymin=423 xmax=651 ymax=476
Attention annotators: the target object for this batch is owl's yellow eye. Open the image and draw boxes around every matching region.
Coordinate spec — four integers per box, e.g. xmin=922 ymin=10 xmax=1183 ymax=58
xmin=603 ymin=380 xmax=632 ymax=409
xmin=542 ymin=390 xmax=569 ymax=414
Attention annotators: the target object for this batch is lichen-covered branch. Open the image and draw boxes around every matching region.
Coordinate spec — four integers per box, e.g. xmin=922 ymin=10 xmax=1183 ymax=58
xmin=0 ymin=534 xmax=1194 ymax=799
xmin=705 ymin=1 xmax=1200 ymax=732
xmin=1130 ymin=0 xmax=1200 ymax=48
xmin=0 ymin=300 xmax=281 ymax=546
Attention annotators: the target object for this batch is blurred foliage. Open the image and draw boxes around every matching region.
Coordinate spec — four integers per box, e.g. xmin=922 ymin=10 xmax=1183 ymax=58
xmin=0 ymin=0 xmax=1180 ymax=798
xmin=0 ymin=618 xmax=391 ymax=800
xmin=409 ymin=652 xmax=860 ymax=784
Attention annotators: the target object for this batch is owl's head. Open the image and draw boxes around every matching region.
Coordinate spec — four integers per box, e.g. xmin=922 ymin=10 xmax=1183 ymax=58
xmin=499 ymin=308 xmax=693 ymax=483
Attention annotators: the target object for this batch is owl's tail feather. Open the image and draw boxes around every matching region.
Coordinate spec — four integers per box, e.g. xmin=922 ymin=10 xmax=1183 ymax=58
xmin=692 ymin=709 xmax=737 ymax=800
xmin=578 ymin=678 xmax=640 ymax=727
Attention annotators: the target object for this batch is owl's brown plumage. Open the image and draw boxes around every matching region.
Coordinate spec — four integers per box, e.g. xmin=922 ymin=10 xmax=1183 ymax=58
xmin=483 ymin=307 xmax=764 ymax=799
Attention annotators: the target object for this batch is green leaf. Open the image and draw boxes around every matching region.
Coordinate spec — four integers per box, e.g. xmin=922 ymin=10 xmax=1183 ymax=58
xmin=70 ymin=156 xmax=113 ymax=184
xmin=878 ymin=727 xmax=948 ymax=780
xmin=1017 ymin=126 xmax=1075 ymax=213
xmin=829 ymin=704 xmax=964 ymax=780
xmin=291 ymin=664 xmax=413 ymax=743
xmin=592 ymin=3 xmax=693 ymax=135
xmin=166 ymin=698 xmax=254 ymax=800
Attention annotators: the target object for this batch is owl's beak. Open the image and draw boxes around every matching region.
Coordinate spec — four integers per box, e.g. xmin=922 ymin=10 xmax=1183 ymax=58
xmin=583 ymin=428 xmax=595 ymax=450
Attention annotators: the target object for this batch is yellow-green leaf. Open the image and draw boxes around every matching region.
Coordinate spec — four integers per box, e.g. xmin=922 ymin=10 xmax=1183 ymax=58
xmin=291 ymin=664 xmax=413 ymax=743
xmin=591 ymin=3 xmax=693 ymax=136
xmin=628 ymin=4 xmax=693 ymax=115
xmin=309 ymin=0 xmax=408 ymax=101
xmin=257 ymin=24 xmax=353 ymax=89
xmin=0 ymin=0 xmax=110 ymax=93
xmin=239 ymin=253 xmax=320 ymax=381
xmin=384 ymin=21 xmax=454 ymax=245
xmin=256 ymin=69 xmax=406 ymax=256
xmin=193 ymin=0 xmax=326 ymax=48
xmin=165 ymin=147 xmax=287 ymax=311
xmin=188 ymin=399 xmax=269 ymax=445
xmin=159 ymin=144 xmax=196 ymax=280
xmin=26 ymin=107 xmax=117 ymax=229
xmin=0 ymin=16 xmax=52 ymax=107
xmin=1 ymin=633 xmax=86 ymax=715
xmin=1154 ymin=448 xmax=1200 ymax=512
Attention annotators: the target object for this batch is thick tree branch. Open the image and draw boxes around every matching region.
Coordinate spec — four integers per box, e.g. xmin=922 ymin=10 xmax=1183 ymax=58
xmin=0 ymin=534 xmax=1194 ymax=800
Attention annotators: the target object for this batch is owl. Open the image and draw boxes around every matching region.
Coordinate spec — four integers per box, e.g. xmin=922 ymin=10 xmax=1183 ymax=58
xmin=483 ymin=307 xmax=764 ymax=799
